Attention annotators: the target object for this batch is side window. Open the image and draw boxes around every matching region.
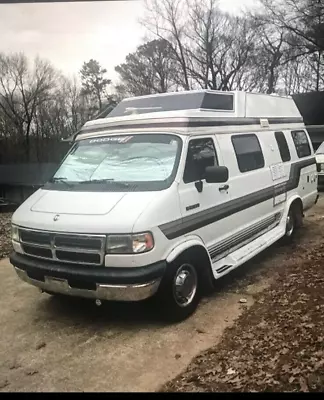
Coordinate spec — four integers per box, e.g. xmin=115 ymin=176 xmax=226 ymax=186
xmin=183 ymin=138 xmax=218 ymax=184
xmin=231 ymin=134 xmax=265 ymax=173
xmin=275 ymin=131 xmax=291 ymax=162
xmin=291 ymin=130 xmax=311 ymax=158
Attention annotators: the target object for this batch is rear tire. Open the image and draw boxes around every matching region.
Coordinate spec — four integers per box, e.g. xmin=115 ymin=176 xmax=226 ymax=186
xmin=285 ymin=208 xmax=296 ymax=238
xmin=153 ymin=256 xmax=201 ymax=323
xmin=282 ymin=202 xmax=303 ymax=244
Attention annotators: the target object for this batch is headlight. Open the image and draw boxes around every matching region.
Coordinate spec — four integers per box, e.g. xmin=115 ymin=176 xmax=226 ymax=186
xmin=11 ymin=225 xmax=20 ymax=242
xmin=106 ymin=232 xmax=154 ymax=254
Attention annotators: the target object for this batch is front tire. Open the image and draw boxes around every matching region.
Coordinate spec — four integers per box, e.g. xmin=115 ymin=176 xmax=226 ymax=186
xmin=153 ymin=257 xmax=201 ymax=323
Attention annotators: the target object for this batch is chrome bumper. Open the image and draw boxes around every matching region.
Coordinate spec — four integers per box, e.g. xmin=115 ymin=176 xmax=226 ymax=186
xmin=14 ymin=267 xmax=161 ymax=302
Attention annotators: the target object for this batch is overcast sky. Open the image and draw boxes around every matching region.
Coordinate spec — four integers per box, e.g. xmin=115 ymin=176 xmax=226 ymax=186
xmin=0 ymin=0 xmax=256 ymax=82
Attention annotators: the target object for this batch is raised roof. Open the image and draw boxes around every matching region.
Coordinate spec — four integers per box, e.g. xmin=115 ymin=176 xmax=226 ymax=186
xmin=75 ymin=90 xmax=304 ymax=140
xmin=107 ymin=91 xmax=234 ymax=117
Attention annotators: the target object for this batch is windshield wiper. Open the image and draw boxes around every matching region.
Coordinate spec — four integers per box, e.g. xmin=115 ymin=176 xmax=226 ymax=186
xmin=49 ymin=177 xmax=73 ymax=187
xmin=78 ymin=179 xmax=130 ymax=187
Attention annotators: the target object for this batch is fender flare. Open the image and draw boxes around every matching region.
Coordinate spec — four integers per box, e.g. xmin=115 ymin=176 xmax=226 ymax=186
xmin=283 ymin=195 xmax=303 ymax=220
xmin=165 ymin=236 xmax=211 ymax=265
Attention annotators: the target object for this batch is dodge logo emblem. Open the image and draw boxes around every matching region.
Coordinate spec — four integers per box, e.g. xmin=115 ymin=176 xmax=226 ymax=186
xmin=53 ymin=214 xmax=60 ymax=222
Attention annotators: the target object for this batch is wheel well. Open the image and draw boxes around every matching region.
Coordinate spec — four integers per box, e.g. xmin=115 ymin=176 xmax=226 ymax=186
xmin=172 ymin=245 xmax=214 ymax=295
xmin=290 ymin=198 xmax=303 ymax=227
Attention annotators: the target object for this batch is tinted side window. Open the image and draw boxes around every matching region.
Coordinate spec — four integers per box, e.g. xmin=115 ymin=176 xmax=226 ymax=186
xmin=201 ymin=93 xmax=234 ymax=111
xmin=232 ymin=134 xmax=265 ymax=173
xmin=291 ymin=130 xmax=311 ymax=158
xmin=183 ymin=138 xmax=218 ymax=183
xmin=275 ymin=131 xmax=291 ymax=162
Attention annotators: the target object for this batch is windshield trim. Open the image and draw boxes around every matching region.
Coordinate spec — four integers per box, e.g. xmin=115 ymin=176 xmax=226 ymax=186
xmin=44 ymin=132 xmax=183 ymax=193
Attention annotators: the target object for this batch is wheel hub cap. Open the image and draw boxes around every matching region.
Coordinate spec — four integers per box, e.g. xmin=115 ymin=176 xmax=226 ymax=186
xmin=173 ymin=264 xmax=198 ymax=307
xmin=286 ymin=214 xmax=294 ymax=236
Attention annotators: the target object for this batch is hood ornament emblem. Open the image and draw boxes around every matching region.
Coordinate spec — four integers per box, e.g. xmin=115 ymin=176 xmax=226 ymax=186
xmin=53 ymin=214 xmax=60 ymax=222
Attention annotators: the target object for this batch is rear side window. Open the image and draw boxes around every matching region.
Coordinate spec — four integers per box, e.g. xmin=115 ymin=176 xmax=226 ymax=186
xmin=275 ymin=131 xmax=291 ymax=162
xmin=291 ymin=130 xmax=311 ymax=158
xmin=231 ymin=134 xmax=265 ymax=173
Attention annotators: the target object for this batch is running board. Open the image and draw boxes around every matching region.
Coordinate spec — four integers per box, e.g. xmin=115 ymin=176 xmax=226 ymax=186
xmin=216 ymin=265 xmax=233 ymax=274
xmin=211 ymin=224 xmax=286 ymax=279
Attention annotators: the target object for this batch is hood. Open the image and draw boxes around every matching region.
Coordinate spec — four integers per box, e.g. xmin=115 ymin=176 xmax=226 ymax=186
xmin=12 ymin=189 xmax=159 ymax=234
xmin=30 ymin=190 xmax=126 ymax=216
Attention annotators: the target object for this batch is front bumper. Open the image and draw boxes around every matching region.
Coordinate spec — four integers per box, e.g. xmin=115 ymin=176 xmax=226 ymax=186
xmin=10 ymin=252 xmax=166 ymax=302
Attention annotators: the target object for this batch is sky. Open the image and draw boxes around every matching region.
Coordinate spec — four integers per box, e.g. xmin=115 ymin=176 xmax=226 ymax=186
xmin=0 ymin=0 xmax=257 ymax=83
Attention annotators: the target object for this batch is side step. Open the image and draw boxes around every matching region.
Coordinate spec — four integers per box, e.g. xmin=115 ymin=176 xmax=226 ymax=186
xmin=211 ymin=224 xmax=285 ymax=279
xmin=216 ymin=265 xmax=233 ymax=274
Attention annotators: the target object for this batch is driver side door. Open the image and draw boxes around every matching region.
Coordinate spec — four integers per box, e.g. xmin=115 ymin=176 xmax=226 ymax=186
xmin=178 ymin=136 xmax=232 ymax=252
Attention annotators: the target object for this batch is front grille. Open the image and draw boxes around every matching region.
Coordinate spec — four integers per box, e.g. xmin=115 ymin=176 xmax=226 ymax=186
xmin=19 ymin=228 xmax=106 ymax=266
xmin=54 ymin=236 xmax=102 ymax=250
xmin=22 ymin=245 xmax=52 ymax=259
xmin=56 ymin=250 xmax=101 ymax=264
xmin=20 ymin=230 xmax=51 ymax=246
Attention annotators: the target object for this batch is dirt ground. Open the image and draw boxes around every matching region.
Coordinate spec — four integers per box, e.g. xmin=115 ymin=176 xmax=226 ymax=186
xmin=162 ymin=198 xmax=324 ymax=392
xmin=0 ymin=213 xmax=12 ymax=259
xmin=0 ymin=197 xmax=323 ymax=392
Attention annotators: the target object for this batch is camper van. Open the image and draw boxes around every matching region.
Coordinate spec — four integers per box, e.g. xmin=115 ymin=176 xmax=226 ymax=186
xmin=10 ymin=90 xmax=318 ymax=322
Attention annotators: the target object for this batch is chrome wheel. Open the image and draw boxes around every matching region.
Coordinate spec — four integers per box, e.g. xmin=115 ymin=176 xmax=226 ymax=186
xmin=173 ymin=263 xmax=198 ymax=308
xmin=286 ymin=212 xmax=295 ymax=237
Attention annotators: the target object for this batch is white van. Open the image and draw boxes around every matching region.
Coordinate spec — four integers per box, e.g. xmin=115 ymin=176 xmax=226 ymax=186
xmin=315 ymin=141 xmax=324 ymax=186
xmin=10 ymin=90 xmax=318 ymax=322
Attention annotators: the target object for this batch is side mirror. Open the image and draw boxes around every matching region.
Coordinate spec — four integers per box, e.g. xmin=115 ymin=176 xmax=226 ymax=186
xmin=205 ymin=165 xmax=229 ymax=183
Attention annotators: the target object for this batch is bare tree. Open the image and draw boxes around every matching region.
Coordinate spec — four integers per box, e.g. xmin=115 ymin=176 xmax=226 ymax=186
xmin=0 ymin=52 xmax=117 ymax=164
xmin=282 ymin=57 xmax=317 ymax=94
xmin=184 ymin=0 xmax=226 ymax=90
xmin=141 ymin=0 xmax=192 ymax=90
xmin=247 ymin=15 xmax=292 ymax=94
xmin=0 ymin=53 xmax=56 ymax=161
xmin=259 ymin=0 xmax=324 ymax=57
xmin=258 ymin=0 xmax=324 ymax=92
xmin=115 ymin=39 xmax=178 ymax=96
xmin=302 ymin=50 xmax=324 ymax=91
xmin=215 ymin=14 xmax=257 ymax=91
xmin=142 ymin=0 xmax=259 ymax=92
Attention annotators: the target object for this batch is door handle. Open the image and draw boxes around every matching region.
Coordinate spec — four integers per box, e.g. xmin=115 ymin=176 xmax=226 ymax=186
xmin=219 ymin=184 xmax=229 ymax=192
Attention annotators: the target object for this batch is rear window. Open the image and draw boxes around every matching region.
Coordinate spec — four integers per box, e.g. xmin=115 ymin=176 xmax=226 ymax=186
xmin=275 ymin=131 xmax=291 ymax=162
xmin=231 ymin=134 xmax=265 ymax=173
xmin=291 ymin=130 xmax=311 ymax=158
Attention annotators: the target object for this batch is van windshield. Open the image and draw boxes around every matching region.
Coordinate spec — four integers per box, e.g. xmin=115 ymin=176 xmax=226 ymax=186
xmin=46 ymin=133 xmax=182 ymax=192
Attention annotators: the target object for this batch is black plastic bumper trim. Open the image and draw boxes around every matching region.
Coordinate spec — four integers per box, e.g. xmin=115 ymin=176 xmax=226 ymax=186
xmin=10 ymin=252 xmax=166 ymax=285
